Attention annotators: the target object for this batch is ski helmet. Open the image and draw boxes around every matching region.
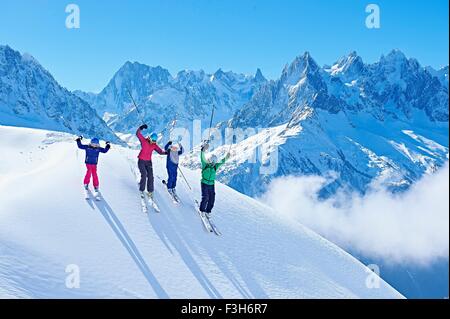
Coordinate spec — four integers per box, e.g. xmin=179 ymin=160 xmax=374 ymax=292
xmin=209 ymin=154 xmax=218 ymax=164
xmin=149 ymin=132 xmax=158 ymax=142
xmin=90 ymin=138 xmax=100 ymax=145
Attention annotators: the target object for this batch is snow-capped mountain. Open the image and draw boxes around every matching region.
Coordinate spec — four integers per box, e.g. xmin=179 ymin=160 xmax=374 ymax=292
xmin=0 ymin=45 xmax=121 ymax=143
xmin=74 ymin=61 xmax=267 ymax=136
xmin=426 ymin=65 xmax=449 ymax=88
xmin=231 ymin=50 xmax=448 ymax=127
xmin=0 ymin=125 xmax=403 ymax=298
xmin=185 ymin=50 xmax=449 ymax=198
xmin=2 ymin=43 xmax=447 ymax=201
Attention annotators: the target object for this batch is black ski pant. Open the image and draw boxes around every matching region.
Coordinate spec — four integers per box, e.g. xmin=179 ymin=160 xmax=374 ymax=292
xmin=138 ymin=159 xmax=154 ymax=193
xmin=200 ymin=182 xmax=215 ymax=213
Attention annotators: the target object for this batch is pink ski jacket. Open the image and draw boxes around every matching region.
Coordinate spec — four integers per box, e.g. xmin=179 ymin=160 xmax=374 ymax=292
xmin=136 ymin=129 xmax=165 ymax=161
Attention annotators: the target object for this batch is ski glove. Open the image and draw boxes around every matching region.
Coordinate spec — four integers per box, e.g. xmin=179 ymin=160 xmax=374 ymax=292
xmin=139 ymin=124 xmax=148 ymax=130
xmin=201 ymin=141 xmax=210 ymax=152
xmin=167 ymin=141 xmax=173 ymax=146
xmin=76 ymin=135 xmax=83 ymax=141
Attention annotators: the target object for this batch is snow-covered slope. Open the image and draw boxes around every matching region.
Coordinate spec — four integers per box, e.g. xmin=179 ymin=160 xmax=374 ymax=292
xmin=0 ymin=45 xmax=120 ymax=143
xmin=0 ymin=125 xmax=402 ymax=299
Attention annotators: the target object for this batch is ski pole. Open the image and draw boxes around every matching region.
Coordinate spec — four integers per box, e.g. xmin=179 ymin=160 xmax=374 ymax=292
xmin=178 ymin=166 xmax=192 ymax=191
xmin=178 ymin=165 xmax=203 ymax=209
xmin=227 ymin=143 xmax=233 ymax=157
xmin=226 ymin=131 xmax=235 ymax=158
xmin=207 ymin=105 xmax=215 ymax=142
xmin=169 ymin=112 xmax=178 ymax=139
xmin=127 ymin=87 xmax=145 ymax=125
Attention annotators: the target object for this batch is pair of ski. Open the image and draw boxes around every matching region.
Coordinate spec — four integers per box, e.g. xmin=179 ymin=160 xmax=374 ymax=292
xmin=161 ymin=181 xmax=221 ymax=236
xmin=84 ymin=187 xmax=101 ymax=201
xmin=162 ymin=180 xmax=181 ymax=204
xmin=140 ymin=192 xmax=160 ymax=214
xmin=193 ymin=199 xmax=221 ymax=236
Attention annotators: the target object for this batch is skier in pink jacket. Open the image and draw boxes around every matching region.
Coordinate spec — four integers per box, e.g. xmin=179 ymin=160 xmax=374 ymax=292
xmin=136 ymin=124 xmax=165 ymax=199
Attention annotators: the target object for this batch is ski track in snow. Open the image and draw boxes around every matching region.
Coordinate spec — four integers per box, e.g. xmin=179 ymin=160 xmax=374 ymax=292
xmin=0 ymin=126 xmax=403 ymax=299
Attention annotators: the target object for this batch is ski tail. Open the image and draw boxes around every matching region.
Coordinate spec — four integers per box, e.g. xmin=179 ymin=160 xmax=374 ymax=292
xmin=148 ymin=195 xmax=161 ymax=213
xmin=197 ymin=210 xmax=213 ymax=233
xmin=162 ymin=180 xmax=180 ymax=204
xmin=93 ymin=189 xmax=101 ymax=201
xmin=207 ymin=216 xmax=221 ymax=236
xmin=84 ymin=187 xmax=90 ymax=200
xmin=140 ymin=192 xmax=149 ymax=214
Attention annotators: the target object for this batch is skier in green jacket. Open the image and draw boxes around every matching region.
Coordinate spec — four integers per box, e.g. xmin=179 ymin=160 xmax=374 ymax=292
xmin=199 ymin=142 xmax=230 ymax=218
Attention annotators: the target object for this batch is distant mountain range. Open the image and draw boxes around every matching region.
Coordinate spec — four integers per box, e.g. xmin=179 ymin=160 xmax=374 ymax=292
xmin=187 ymin=50 xmax=449 ymax=197
xmin=1 ymin=44 xmax=448 ymax=198
xmin=73 ymin=61 xmax=267 ymax=135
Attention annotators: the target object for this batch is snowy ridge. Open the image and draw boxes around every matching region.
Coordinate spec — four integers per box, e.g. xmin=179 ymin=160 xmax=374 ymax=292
xmin=219 ymin=51 xmax=449 ymax=197
xmin=0 ymin=125 xmax=402 ymax=299
xmin=0 ymin=45 xmax=121 ymax=143
xmin=185 ymin=109 xmax=448 ymax=198
xmin=74 ymin=62 xmax=267 ymax=136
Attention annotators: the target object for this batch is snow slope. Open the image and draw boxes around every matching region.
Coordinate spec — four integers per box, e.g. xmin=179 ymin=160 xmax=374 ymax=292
xmin=0 ymin=125 xmax=402 ymax=299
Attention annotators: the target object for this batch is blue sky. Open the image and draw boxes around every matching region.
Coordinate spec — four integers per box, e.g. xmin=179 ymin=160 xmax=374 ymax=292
xmin=0 ymin=0 xmax=448 ymax=92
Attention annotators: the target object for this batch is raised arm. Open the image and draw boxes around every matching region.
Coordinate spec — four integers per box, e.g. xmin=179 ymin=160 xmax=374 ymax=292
xmin=200 ymin=151 xmax=208 ymax=169
xmin=178 ymin=144 xmax=184 ymax=155
xmin=215 ymin=153 xmax=230 ymax=170
xmin=99 ymin=143 xmax=111 ymax=153
xmin=136 ymin=128 xmax=146 ymax=144
xmin=200 ymin=142 xmax=209 ymax=169
xmin=76 ymin=137 xmax=88 ymax=150
xmin=164 ymin=141 xmax=172 ymax=152
xmin=136 ymin=124 xmax=148 ymax=145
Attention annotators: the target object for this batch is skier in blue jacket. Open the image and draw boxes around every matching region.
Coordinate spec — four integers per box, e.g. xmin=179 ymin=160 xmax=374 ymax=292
xmin=164 ymin=141 xmax=184 ymax=197
xmin=76 ymin=136 xmax=110 ymax=191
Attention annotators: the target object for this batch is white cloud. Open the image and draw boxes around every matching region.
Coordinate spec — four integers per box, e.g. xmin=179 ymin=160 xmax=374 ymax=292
xmin=261 ymin=164 xmax=449 ymax=266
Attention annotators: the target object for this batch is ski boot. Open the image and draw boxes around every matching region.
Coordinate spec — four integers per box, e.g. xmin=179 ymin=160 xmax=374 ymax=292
xmin=93 ymin=187 xmax=101 ymax=201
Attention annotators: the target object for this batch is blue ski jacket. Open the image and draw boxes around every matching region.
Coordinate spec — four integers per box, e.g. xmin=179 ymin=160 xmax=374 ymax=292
xmin=77 ymin=140 xmax=110 ymax=165
xmin=164 ymin=142 xmax=184 ymax=169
